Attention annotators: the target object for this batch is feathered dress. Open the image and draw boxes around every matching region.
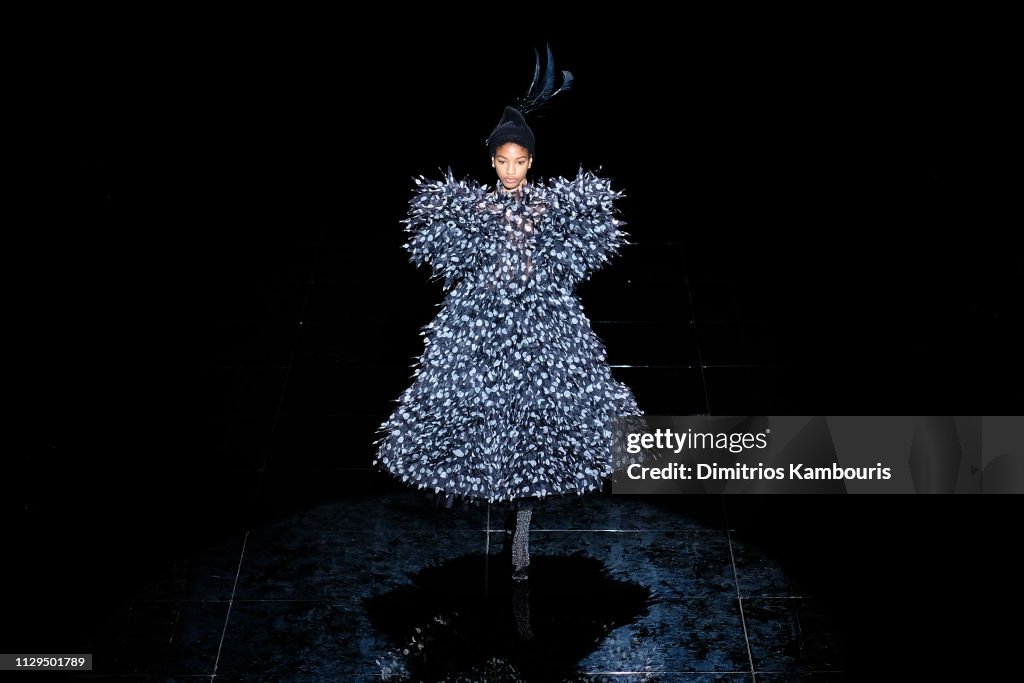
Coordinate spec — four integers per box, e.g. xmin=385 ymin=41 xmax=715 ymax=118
xmin=372 ymin=168 xmax=645 ymax=509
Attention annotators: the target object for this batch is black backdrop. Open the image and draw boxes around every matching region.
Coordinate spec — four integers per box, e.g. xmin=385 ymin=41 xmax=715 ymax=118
xmin=16 ymin=14 xmax=1019 ymax=676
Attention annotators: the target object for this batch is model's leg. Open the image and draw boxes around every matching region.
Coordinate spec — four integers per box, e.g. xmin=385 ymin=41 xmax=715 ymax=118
xmin=511 ymin=499 xmax=533 ymax=581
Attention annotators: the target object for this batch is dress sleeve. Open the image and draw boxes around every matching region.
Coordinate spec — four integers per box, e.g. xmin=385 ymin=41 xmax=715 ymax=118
xmin=403 ymin=170 xmax=490 ymax=290
xmin=545 ymin=167 xmax=630 ymax=285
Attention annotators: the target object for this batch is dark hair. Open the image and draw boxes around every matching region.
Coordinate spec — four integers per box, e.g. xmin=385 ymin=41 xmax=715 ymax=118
xmin=486 ymin=106 xmax=535 ymax=157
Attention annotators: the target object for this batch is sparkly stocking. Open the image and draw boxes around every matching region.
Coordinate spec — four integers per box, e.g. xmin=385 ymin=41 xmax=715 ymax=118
xmin=511 ymin=502 xmax=533 ymax=580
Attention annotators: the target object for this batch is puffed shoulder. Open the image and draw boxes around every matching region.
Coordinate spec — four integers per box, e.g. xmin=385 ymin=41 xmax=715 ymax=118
xmin=542 ymin=167 xmax=625 ymax=218
xmin=539 ymin=167 xmax=629 ymax=284
xmin=402 ymin=170 xmax=495 ymax=290
xmin=407 ymin=169 xmax=492 ymax=213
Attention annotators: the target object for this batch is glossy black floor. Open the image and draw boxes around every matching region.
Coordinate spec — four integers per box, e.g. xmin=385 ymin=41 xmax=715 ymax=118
xmin=15 ymin=27 xmax=1020 ymax=682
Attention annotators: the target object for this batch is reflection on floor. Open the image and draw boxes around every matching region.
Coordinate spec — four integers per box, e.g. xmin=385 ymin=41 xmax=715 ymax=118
xmin=77 ymin=493 xmax=845 ymax=680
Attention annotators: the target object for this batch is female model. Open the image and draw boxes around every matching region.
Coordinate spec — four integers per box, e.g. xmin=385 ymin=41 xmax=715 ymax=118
xmin=373 ymin=46 xmax=643 ymax=581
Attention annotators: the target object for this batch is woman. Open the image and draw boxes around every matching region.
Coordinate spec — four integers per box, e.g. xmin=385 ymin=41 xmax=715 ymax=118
xmin=373 ymin=47 xmax=644 ymax=581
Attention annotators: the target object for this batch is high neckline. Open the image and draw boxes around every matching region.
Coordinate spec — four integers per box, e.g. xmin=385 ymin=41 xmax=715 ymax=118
xmin=496 ymin=180 xmax=531 ymax=200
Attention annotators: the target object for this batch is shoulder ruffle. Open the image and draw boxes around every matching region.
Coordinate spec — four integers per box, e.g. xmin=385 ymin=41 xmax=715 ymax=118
xmin=403 ymin=170 xmax=493 ymax=290
xmin=542 ymin=167 xmax=630 ymax=284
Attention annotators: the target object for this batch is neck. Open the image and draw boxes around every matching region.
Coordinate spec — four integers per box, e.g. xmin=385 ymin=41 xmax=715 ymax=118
xmin=501 ymin=180 xmax=526 ymax=193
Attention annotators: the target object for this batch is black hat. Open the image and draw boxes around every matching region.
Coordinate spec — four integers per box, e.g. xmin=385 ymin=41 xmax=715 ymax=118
xmin=486 ymin=106 xmax=535 ymax=157
xmin=484 ymin=42 xmax=574 ymax=158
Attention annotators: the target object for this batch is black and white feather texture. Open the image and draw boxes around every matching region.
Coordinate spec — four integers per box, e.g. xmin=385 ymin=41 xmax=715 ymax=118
xmin=373 ymin=168 xmax=645 ymax=505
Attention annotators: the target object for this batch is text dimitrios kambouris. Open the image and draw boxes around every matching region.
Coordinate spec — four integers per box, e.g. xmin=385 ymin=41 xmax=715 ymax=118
xmin=626 ymin=462 xmax=893 ymax=481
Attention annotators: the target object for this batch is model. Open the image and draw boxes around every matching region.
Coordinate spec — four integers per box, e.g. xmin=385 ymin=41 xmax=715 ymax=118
xmin=373 ymin=45 xmax=644 ymax=581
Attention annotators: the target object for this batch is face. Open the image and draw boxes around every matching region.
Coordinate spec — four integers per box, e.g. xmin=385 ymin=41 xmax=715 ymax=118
xmin=491 ymin=142 xmax=533 ymax=190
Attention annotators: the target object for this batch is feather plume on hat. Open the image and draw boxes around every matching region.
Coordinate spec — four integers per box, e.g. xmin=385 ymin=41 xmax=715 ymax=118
xmin=486 ymin=42 xmax=574 ymax=156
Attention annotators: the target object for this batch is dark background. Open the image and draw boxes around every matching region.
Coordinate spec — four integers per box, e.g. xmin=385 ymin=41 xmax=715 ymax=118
xmin=13 ymin=14 xmax=1020 ymax=676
